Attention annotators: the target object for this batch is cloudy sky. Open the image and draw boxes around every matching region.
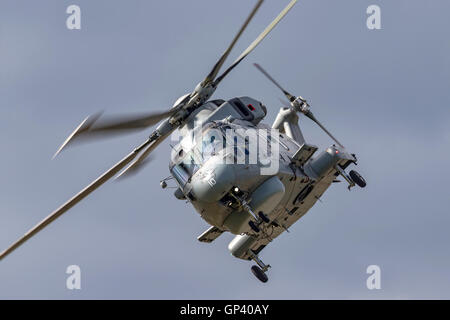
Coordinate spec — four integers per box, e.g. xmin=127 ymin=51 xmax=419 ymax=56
xmin=1 ymin=0 xmax=449 ymax=299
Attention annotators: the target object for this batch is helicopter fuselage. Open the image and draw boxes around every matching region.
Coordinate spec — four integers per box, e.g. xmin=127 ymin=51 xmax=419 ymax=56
xmin=0 ymin=1 xmax=366 ymax=284
xmin=167 ymin=96 xmax=356 ymax=258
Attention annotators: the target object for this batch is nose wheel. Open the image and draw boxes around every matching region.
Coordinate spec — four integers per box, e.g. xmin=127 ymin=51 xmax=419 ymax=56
xmin=248 ymin=220 xmax=260 ymax=233
xmin=238 ymin=197 xmax=270 ymax=234
xmin=247 ymin=208 xmax=270 ymax=233
xmin=229 ymin=190 xmax=271 ymax=235
xmin=258 ymin=211 xmax=270 ymax=223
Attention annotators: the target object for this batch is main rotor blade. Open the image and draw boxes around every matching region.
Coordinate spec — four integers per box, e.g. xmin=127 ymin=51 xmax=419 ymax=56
xmin=254 ymin=63 xmax=296 ymax=102
xmin=53 ymin=109 xmax=176 ymax=158
xmin=214 ymin=0 xmax=298 ymax=86
xmin=115 ymin=129 xmax=172 ymax=179
xmin=115 ymin=153 xmax=153 ymax=180
xmin=305 ymin=111 xmax=344 ymax=148
xmin=0 ymin=139 xmax=153 ymax=261
xmin=203 ymin=0 xmax=264 ymax=85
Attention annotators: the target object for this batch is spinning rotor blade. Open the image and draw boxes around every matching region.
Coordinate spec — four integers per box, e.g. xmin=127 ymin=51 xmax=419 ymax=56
xmin=115 ymin=154 xmax=153 ymax=180
xmin=254 ymin=62 xmax=345 ymax=148
xmin=129 ymin=0 xmax=297 ymax=167
xmin=118 ymin=0 xmax=295 ymax=168
xmin=254 ymin=63 xmax=296 ymax=102
xmin=214 ymin=0 xmax=298 ymax=86
xmin=203 ymin=0 xmax=264 ymax=85
xmin=304 ymin=111 xmax=344 ymax=148
xmin=0 ymin=2 xmax=301 ymax=262
xmin=56 ymin=0 xmax=297 ymax=160
xmin=0 ymin=138 xmax=154 ymax=261
xmin=53 ymin=109 xmax=177 ymax=158
xmin=115 ymin=130 xmax=170 ymax=179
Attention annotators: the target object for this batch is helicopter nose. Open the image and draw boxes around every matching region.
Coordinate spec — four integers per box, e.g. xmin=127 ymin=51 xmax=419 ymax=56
xmin=191 ymin=163 xmax=236 ymax=203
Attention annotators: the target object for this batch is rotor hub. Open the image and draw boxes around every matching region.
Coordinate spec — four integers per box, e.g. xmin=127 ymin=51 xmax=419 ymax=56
xmin=292 ymin=96 xmax=310 ymax=114
xmin=194 ymin=81 xmax=216 ymax=105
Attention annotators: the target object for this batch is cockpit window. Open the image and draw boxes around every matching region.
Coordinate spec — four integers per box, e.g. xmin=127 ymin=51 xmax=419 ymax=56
xmin=180 ymin=150 xmax=200 ymax=175
xmin=171 ymin=122 xmax=257 ymax=187
xmin=171 ymin=149 xmax=201 ymax=187
xmin=198 ymin=128 xmax=226 ymax=162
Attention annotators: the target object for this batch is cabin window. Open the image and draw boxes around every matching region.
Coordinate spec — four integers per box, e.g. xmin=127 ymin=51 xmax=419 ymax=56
xmin=171 ymin=165 xmax=190 ymax=187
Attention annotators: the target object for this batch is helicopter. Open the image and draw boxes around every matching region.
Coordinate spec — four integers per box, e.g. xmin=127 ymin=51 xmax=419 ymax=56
xmin=0 ymin=0 xmax=366 ymax=283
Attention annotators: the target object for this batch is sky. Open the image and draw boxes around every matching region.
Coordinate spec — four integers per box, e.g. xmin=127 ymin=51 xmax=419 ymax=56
xmin=0 ymin=0 xmax=450 ymax=299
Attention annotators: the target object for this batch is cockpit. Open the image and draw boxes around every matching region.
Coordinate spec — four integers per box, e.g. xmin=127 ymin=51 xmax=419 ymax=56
xmin=170 ymin=121 xmax=256 ymax=187
xmin=170 ymin=122 xmax=227 ymax=187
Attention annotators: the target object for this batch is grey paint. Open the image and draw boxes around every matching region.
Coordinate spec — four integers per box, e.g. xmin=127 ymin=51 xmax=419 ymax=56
xmin=1 ymin=0 xmax=450 ymax=299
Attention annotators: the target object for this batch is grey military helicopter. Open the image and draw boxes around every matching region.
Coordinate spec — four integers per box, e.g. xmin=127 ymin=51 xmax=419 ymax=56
xmin=0 ymin=0 xmax=366 ymax=283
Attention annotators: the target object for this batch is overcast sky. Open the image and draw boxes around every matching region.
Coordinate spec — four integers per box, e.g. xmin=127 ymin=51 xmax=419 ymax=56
xmin=1 ymin=0 xmax=450 ymax=299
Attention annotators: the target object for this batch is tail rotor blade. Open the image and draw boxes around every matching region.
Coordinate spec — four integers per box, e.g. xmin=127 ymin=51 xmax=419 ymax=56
xmin=305 ymin=111 xmax=344 ymax=148
xmin=253 ymin=61 xmax=345 ymax=148
xmin=254 ymin=63 xmax=296 ymax=102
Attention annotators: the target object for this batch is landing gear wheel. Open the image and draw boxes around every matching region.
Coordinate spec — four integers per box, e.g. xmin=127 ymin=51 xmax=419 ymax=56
xmin=248 ymin=221 xmax=260 ymax=233
xmin=251 ymin=265 xmax=268 ymax=283
xmin=258 ymin=211 xmax=270 ymax=223
xmin=349 ymin=170 xmax=366 ymax=188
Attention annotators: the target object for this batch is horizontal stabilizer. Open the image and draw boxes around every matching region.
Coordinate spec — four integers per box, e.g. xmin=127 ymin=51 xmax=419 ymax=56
xmin=291 ymin=143 xmax=318 ymax=167
xmin=197 ymin=226 xmax=224 ymax=243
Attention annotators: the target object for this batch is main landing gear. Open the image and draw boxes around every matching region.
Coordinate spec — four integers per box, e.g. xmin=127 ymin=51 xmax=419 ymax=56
xmin=239 ymin=202 xmax=271 ymax=283
xmin=249 ymin=250 xmax=271 ymax=283
xmin=243 ymin=197 xmax=271 ymax=234
xmin=335 ymin=166 xmax=367 ymax=190
xmin=349 ymin=170 xmax=366 ymax=188
xmin=231 ymin=194 xmax=272 ymax=282
xmin=229 ymin=190 xmax=270 ymax=234
xmin=248 ymin=211 xmax=270 ymax=233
